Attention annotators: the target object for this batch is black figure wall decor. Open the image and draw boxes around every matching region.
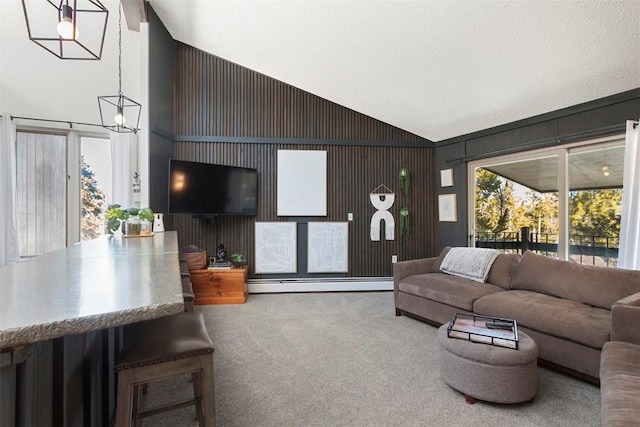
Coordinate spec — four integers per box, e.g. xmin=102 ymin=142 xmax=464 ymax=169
xmin=216 ymin=244 xmax=227 ymax=262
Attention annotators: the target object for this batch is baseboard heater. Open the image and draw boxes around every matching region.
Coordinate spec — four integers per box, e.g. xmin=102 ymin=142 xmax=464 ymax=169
xmin=247 ymin=277 xmax=393 ymax=293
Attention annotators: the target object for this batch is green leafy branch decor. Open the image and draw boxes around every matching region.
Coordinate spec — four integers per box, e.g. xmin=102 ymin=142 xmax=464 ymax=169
xmin=399 ymin=167 xmax=410 ymax=199
xmin=399 ymin=168 xmax=411 ymax=237
xmin=400 ymin=207 xmax=410 ymax=236
xmin=105 ymin=204 xmax=154 ymax=234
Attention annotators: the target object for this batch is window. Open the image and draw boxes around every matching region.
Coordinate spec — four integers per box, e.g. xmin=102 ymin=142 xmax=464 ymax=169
xmin=80 ymin=137 xmax=112 ymax=240
xmin=470 ymin=136 xmax=624 ymax=266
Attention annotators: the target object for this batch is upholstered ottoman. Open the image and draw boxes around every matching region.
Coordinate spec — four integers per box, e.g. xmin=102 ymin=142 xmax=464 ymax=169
xmin=437 ymin=323 xmax=538 ymax=404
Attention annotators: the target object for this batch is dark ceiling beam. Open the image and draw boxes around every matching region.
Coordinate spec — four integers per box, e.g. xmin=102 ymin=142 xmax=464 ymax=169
xmin=120 ymin=0 xmax=146 ymax=32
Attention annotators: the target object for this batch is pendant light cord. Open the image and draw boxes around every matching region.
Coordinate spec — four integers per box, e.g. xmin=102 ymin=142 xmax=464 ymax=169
xmin=96 ymin=3 xmax=141 ymax=133
xmin=118 ymin=5 xmax=122 ymax=95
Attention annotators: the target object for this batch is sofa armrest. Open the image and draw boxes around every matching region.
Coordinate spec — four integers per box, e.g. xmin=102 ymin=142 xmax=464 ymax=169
xmin=393 ymin=257 xmax=439 ymax=291
xmin=611 ymin=292 xmax=640 ymax=345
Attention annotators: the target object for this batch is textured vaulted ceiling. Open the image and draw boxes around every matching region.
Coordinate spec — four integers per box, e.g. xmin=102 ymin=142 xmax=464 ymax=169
xmin=148 ymin=0 xmax=640 ymax=142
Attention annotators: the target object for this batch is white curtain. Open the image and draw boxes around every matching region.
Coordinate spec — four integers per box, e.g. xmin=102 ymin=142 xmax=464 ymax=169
xmin=110 ymin=132 xmax=139 ymax=208
xmin=0 ymin=114 xmax=19 ymax=266
xmin=619 ymin=120 xmax=640 ymax=270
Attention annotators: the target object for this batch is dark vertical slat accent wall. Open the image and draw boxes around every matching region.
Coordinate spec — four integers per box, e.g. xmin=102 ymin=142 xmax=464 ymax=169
xmin=173 ymin=142 xmax=436 ymax=278
xmin=174 ymin=44 xmax=428 ymax=141
xmin=171 ymin=43 xmax=437 ymax=278
xmin=148 ymin=7 xmax=175 ymax=226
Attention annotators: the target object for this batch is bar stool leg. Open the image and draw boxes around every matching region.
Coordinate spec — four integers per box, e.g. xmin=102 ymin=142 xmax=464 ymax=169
xmin=192 ymin=371 xmax=203 ymax=422
xmin=201 ymin=353 xmax=216 ymax=426
xmin=133 ymin=384 xmax=144 ymax=427
xmin=116 ymin=369 xmax=134 ymax=427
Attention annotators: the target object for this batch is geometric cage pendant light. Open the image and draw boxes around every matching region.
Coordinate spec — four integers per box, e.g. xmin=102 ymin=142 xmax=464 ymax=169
xmin=21 ymin=0 xmax=109 ymax=60
xmin=97 ymin=4 xmax=141 ymax=133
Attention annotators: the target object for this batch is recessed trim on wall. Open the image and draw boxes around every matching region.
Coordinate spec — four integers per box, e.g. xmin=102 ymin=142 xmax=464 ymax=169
xmin=438 ymin=194 xmax=457 ymax=222
xmin=440 ymin=168 xmax=454 ymax=187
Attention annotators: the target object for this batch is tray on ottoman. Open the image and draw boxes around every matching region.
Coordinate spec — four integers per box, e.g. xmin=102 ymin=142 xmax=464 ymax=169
xmin=447 ymin=313 xmax=519 ymax=349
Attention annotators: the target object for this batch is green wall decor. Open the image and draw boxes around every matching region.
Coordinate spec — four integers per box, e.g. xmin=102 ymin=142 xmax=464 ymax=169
xmin=400 ymin=207 xmax=410 ymax=236
xmin=399 ymin=167 xmax=410 ymax=199
xmin=399 ymin=168 xmax=411 ymax=237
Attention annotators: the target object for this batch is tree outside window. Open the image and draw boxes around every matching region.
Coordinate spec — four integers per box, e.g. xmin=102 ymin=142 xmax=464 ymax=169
xmin=81 ymin=156 xmax=108 ymax=240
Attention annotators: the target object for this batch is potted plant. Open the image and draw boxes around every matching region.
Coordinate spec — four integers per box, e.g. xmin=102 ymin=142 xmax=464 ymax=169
xmin=106 ymin=204 xmax=154 ymax=235
xmin=230 ymin=253 xmax=246 ymax=268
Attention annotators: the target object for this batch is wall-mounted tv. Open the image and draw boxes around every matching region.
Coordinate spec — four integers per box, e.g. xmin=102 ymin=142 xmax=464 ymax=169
xmin=168 ymin=159 xmax=258 ymax=216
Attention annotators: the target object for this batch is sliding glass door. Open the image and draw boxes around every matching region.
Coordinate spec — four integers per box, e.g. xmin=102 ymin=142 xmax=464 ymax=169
xmin=469 ymin=135 xmax=624 ymax=266
xmin=568 ymin=143 xmax=624 ymax=266
xmin=15 ymin=130 xmax=112 ymax=258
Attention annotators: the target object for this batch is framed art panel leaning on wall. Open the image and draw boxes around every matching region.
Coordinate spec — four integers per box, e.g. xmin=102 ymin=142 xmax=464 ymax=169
xmin=255 ymin=222 xmax=297 ymax=273
xmin=307 ymin=222 xmax=349 ymax=273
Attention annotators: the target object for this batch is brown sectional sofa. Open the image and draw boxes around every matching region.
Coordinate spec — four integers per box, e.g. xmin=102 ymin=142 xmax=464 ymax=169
xmin=393 ymin=248 xmax=640 ymax=383
xmin=599 ymin=292 xmax=640 ymax=426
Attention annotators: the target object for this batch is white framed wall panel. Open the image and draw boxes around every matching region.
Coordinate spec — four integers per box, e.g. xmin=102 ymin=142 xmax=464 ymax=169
xmin=307 ymin=222 xmax=348 ymax=273
xmin=255 ymin=222 xmax=297 ymax=273
xmin=277 ymin=150 xmax=327 ymax=216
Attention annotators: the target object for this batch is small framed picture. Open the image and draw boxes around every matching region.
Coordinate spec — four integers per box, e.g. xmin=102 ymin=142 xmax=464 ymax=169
xmin=440 ymin=168 xmax=454 ymax=187
xmin=438 ymin=194 xmax=457 ymax=222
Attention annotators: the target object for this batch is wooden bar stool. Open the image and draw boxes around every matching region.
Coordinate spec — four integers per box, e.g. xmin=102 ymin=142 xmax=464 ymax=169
xmin=180 ymin=258 xmax=196 ymax=312
xmin=115 ymin=311 xmax=215 ymax=426
xmin=182 ymin=276 xmax=196 ymax=312
xmin=179 ymin=258 xmax=190 ymax=277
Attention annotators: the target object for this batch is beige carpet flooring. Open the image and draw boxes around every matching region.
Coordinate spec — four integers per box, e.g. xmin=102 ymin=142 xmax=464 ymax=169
xmin=139 ymin=292 xmax=600 ymax=427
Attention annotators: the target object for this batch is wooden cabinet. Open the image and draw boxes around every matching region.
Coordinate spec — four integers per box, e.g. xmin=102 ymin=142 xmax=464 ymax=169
xmin=189 ymin=266 xmax=248 ymax=305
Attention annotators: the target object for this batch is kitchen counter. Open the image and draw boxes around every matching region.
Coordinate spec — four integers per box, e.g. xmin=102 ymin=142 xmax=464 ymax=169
xmin=0 ymin=231 xmax=184 ymax=348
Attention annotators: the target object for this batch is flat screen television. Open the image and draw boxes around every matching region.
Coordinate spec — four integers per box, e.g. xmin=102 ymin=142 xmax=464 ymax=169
xmin=168 ymin=159 xmax=258 ymax=216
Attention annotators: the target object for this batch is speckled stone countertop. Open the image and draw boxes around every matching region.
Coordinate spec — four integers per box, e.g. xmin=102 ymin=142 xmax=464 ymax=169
xmin=0 ymin=232 xmax=184 ymax=348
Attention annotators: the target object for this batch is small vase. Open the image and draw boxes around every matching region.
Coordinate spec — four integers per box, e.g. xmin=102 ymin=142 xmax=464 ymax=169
xmin=231 ymin=259 xmax=246 ymax=269
xmin=140 ymin=220 xmax=152 ymax=235
xmin=124 ymin=217 xmax=141 ymax=235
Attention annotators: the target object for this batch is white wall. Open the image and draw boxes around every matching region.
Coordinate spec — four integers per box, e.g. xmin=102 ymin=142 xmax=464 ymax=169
xmin=0 ymin=0 xmax=142 ymax=128
xmin=0 ymin=0 xmax=150 ymax=205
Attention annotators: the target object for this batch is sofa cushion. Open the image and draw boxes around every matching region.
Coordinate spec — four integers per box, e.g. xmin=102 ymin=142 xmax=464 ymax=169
xmin=600 ymin=341 xmax=640 ymax=426
xmin=511 ymin=251 xmax=640 ymax=309
xmin=486 ymin=253 xmax=521 ymax=290
xmin=399 ymin=272 xmax=504 ymax=311
xmin=473 ymin=290 xmax=611 ymax=349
